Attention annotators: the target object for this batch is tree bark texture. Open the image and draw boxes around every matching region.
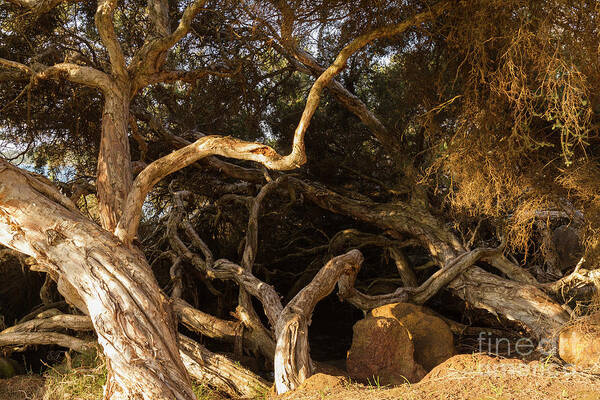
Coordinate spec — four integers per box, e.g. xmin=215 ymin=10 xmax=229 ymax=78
xmin=0 ymin=159 xmax=195 ymax=400
xmin=97 ymin=87 xmax=133 ymax=233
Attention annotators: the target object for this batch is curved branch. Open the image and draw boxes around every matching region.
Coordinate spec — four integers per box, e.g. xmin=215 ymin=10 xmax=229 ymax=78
xmin=280 ymin=1 xmax=450 ymax=171
xmin=95 ymin=0 xmax=127 ymax=81
xmin=0 ymin=58 xmax=115 ymax=92
xmin=281 ymin=42 xmax=402 ymax=152
xmin=119 ymin=5 xmax=450 ymax=242
xmin=173 ymin=298 xmax=276 ymax=359
xmin=116 ymin=135 xmax=297 ymax=244
xmin=335 ymin=244 xmax=504 ymax=310
xmin=273 ymin=249 xmax=363 ymax=393
xmin=282 ymin=249 xmax=364 ymax=320
xmin=241 ymin=177 xmax=286 ymax=271
xmin=211 ymin=258 xmax=284 ymax=329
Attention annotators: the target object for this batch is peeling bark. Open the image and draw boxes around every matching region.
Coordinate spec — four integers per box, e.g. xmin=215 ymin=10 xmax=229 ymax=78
xmin=0 ymin=160 xmax=195 ymax=400
xmin=1 ymin=314 xmax=93 ymax=334
xmin=97 ymin=88 xmax=133 ymax=233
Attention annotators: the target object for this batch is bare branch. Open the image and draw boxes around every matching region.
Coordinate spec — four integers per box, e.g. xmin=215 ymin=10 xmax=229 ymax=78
xmin=118 ymin=5 xmax=450 ymax=229
xmin=241 ymin=177 xmax=286 ymax=271
xmin=0 ymin=331 xmax=93 ymax=353
xmin=273 ymin=249 xmax=363 ymax=393
xmin=116 ymin=135 xmax=298 ymax=244
xmin=1 ymin=314 xmax=93 ymax=334
xmin=336 ymin=244 xmax=504 ymax=310
xmin=95 ymin=0 xmax=128 ymax=81
xmin=0 ymin=57 xmax=115 ymax=92
xmin=130 ymin=0 xmax=208 ymax=85
xmin=273 ymin=34 xmax=403 ymax=152
xmin=277 ymin=1 xmax=450 ymax=168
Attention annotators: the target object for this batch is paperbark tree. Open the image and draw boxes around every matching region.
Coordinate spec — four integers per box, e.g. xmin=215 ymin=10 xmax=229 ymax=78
xmin=0 ymin=0 xmax=451 ymax=397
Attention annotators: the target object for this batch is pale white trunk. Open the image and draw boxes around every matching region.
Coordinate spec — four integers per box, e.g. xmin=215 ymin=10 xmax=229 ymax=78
xmin=0 ymin=160 xmax=195 ymax=400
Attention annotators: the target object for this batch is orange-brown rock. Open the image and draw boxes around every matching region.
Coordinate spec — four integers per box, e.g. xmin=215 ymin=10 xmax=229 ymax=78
xmin=559 ymin=321 xmax=600 ymax=370
xmin=346 ymin=316 xmax=426 ymax=384
xmin=370 ymin=303 xmax=455 ymax=371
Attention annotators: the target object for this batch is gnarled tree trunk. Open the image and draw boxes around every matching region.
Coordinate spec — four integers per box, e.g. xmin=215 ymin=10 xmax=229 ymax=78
xmin=0 ymin=160 xmax=196 ymax=400
xmin=291 ymin=178 xmax=570 ymax=340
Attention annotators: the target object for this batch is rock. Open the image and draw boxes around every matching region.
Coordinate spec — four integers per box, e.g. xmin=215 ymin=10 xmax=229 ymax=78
xmin=559 ymin=320 xmax=600 ymax=370
xmin=370 ymin=303 xmax=456 ymax=371
xmin=346 ymin=316 xmax=426 ymax=384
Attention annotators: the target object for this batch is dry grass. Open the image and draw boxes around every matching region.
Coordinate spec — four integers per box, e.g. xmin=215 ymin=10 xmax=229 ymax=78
xmin=40 ymin=349 xmax=106 ymax=400
xmin=0 ymin=348 xmax=227 ymax=400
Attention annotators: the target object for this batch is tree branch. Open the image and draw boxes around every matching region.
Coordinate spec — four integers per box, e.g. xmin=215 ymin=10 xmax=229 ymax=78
xmin=95 ymin=0 xmax=128 ymax=81
xmin=147 ymin=0 xmax=170 ymax=38
xmin=275 ymin=1 xmax=450 ymax=167
xmin=118 ymin=4 xmax=449 ymax=233
xmin=117 ymin=0 xmax=448 ymax=241
xmin=1 ymin=314 xmax=93 ymax=334
xmin=116 ymin=134 xmax=298 ymax=244
xmin=0 ymin=57 xmax=115 ymax=92
xmin=129 ymin=0 xmax=208 ymax=87
xmin=0 ymin=331 xmax=93 ymax=353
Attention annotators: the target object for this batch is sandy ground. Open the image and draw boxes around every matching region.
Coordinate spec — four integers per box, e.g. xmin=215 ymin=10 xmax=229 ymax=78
xmin=2 ymin=354 xmax=600 ymax=400
xmin=278 ymin=354 xmax=600 ymax=400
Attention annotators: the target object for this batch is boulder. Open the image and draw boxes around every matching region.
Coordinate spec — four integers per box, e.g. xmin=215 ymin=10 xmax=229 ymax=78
xmin=559 ymin=320 xmax=600 ymax=370
xmin=371 ymin=303 xmax=456 ymax=371
xmin=346 ymin=316 xmax=426 ymax=384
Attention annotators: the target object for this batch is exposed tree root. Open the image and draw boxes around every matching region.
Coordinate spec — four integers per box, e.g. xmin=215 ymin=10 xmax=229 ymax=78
xmin=178 ymin=334 xmax=269 ymax=398
xmin=1 ymin=314 xmax=93 ymax=334
xmin=0 ymin=311 xmax=270 ymax=398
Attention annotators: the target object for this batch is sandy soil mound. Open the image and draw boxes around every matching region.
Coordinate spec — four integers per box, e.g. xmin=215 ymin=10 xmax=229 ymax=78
xmin=277 ymin=353 xmax=600 ymax=400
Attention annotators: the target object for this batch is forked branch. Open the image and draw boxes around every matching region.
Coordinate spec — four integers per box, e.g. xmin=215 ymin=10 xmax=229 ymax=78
xmin=117 ymin=5 xmax=450 ymax=243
